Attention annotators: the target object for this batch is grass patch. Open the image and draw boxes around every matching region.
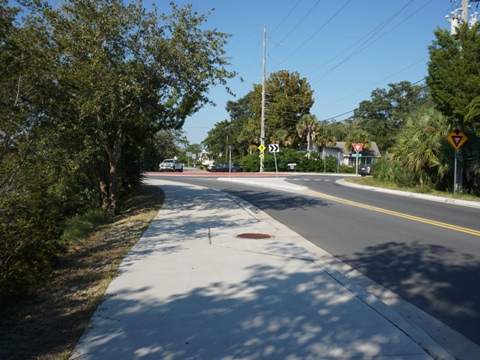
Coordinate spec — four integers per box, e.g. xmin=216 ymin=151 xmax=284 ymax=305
xmin=0 ymin=184 xmax=164 ymax=360
xmin=345 ymin=176 xmax=480 ymax=202
xmin=60 ymin=208 xmax=109 ymax=244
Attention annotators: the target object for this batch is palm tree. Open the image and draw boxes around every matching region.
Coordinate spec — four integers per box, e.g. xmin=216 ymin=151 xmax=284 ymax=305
xmin=345 ymin=128 xmax=371 ymax=154
xmin=390 ymin=106 xmax=450 ymax=186
xmin=237 ymin=120 xmax=260 ymax=154
xmin=296 ymin=114 xmax=319 ymax=152
xmin=316 ymin=125 xmax=337 ymax=160
xmin=271 ymin=129 xmax=291 ymax=148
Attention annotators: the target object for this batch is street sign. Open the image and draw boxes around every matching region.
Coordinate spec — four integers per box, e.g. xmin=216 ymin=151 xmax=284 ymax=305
xmin=353 ymin=143 xmax=363 ymax=153
xmin=258 ymin=144 xmax=266 ymax=152
xmin=269 ymin=144 xmax=279 ymax=153
xmin=352 ymin=154 xmax=362 ymax=157
xmin=259 ymin=154 xmax=264 ymax=159
xmin=447 ymin=127 xmax=468 ymax=150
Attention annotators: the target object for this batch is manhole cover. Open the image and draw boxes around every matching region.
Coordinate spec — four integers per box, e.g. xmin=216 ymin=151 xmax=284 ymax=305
xmin=235 ymin=233 xmax=274 ymax=240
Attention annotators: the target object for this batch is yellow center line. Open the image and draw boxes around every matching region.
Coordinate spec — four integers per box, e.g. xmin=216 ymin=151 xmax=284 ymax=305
xmin=305 ymin=189 xmax=480 ymax=237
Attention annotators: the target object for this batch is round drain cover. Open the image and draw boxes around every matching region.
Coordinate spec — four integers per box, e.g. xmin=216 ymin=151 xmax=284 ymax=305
xmin=235 ymin=233 xmax=274 ymax=240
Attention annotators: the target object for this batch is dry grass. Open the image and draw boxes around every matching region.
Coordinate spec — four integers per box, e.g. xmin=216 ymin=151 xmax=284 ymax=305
xmin=0 ymin=184 xmax=164 ymax=360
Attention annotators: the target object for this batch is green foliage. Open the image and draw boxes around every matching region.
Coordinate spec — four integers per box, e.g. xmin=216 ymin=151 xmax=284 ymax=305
xmin=0 ymin=0 xmax=235 ymax=300
xmin=390 ymin=107 xmax=452 ymax=189
xmin=142 ymin=129 xmax=187 ymax=171
xmin=372 ymin=158 xmax=417 ymax=188
xmin=60 ymin=209 xmax=108 ymax=245
xmin=296 ymin=114 xmax=319 ymax=152
xmin=339 ymin=164 xmax=356 ymax=174
xmin=248 ymin=70 xmax=314 ymax=147
xmin=240 ymin=153 xmax=261 ymax=172
xmin=427 ymin=23 xmax=480 ymax=129
xmin=240 ymin=149 xmax=340 ymax=173
xmin=351 ymin=81 xmax=432 ymax=152
xmin=202 ymin=120 xmax=233 ymax=162
xmin=0 ymin=188 xmax=63 ymax=302
xmin=426 ymin=23 xmax=480 ymax=193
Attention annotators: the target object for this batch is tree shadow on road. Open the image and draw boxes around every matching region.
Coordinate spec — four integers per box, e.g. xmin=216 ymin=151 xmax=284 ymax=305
xmin=337 ymin=241 xmax=480 ymax=345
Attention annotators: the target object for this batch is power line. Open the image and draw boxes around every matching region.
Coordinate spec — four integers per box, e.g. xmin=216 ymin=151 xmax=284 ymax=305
xmin=269 ymin=0 xmax=302 ymax=37
xmin=315 ymin=56 xmax=429 ymax=111
xmin=271 ymin=0 xmax=353 ymax=72
xmin=319 ymin=78 xmax=427 ymax=123
xmin=309 ymin=0 xmax=422 ymax=84
xmin=269 ymin=0 xmax=322 ymax=54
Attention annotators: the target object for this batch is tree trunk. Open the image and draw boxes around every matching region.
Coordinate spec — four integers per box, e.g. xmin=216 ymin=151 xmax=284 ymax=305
xmin=103 ymin=134 xmax=122 ymax=216
xmin=93 ymin=130 xmax=123 ymax=216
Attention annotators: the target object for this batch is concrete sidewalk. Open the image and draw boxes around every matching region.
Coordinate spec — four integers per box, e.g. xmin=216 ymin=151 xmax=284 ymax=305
xmin=71 ymin=179 xmax=451 ymax=359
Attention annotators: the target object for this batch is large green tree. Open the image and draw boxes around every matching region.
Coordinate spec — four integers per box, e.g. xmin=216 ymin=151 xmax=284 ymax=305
xmin=39 ymin=0 xmax=235 ymax=214
xmin=202 ymin=120 xmax=232 ymax=162
xmin=226 ymin=95 xmax=253 ymax=156
xmin=249 ymin=70 xmax=314 ymax=147
xmin=427 ymin=23 xmax=480 ymax=192
xmin=352 ymin=81 xmax=431 ymax=152
xmin=427 ymin=23 xmax=480 ymax=135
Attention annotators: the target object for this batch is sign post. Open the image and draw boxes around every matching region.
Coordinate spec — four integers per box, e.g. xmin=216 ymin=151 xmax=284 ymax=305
xmin=228 ymin=146 xmax=234 ymax=178
xmin=269 ymin=144 xmax=280 ymax=177
xmin=353 ymin=143 xmax=363 ymax=176
xmin=446 ymin=128 xmax=468 ymax=193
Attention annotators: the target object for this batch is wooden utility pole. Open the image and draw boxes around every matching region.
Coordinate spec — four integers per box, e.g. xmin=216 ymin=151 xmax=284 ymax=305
xmin=260 ymin=25 xmax=266 ymax=172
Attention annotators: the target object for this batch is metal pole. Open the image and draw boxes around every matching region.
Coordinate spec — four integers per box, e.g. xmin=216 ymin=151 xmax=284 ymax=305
xmin=260 ymin=25 xmax=266 ymax=172
xmin=274 ymin=151 xmax=278 ymax=177
xmin=356 ymin=155 xmax=359 ymax=177
xmin=454 ymin=149 xmax=458 ymax=194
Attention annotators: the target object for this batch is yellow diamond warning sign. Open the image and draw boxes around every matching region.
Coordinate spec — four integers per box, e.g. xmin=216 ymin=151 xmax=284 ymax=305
xmin=258 ymin=144 xmax=266 ymax=152
xmin=447 ymin=127 xmax=468 ymax=150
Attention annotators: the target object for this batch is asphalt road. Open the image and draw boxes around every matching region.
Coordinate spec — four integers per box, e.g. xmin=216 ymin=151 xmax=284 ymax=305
xmin=146 ymin=173 xmax=480 ymax=348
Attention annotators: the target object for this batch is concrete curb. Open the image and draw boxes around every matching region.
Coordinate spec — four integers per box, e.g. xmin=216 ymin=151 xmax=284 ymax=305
xmin=338 ymin=179 xmax=480 ymax=209
xmin=222 ymin=191 xmax=454 ymax=360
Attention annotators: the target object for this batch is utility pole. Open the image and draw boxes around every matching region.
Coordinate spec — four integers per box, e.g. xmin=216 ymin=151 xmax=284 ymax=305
xmin=462 ymin=0 xmax=469 ymax=22
xmin=260 ymin=25 xmax=266 ymax=172
xmin=447 ymin=0 xmax=479 ymax=34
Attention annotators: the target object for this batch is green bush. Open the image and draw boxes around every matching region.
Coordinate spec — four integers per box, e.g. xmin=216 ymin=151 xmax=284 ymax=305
xmin=60 ymin=209 xmax=108 ymax=245
xmin=240 ymin=153 xmax=260 ymax=172
xmin=373 ymin=159 xmax=416 ymax=187
xmin=241 ymin=150 xmax=344 ymax=173
xmin=0 ymin=190 xmax=64 ymax=302
xmin=339 ymin=164 xmax=356 ymax=174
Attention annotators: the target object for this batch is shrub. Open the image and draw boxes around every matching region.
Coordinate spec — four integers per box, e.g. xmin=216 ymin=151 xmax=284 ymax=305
xmin=60 ymin=209 xmax=108 ymax=245
xmin=373 ymin=159 xmax=416 ymax=187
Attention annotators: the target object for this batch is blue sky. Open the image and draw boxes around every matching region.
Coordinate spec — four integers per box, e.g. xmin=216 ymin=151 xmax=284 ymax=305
xmin=152 ymin=0 xmax=471 ymax=146
xmin=34 ymin=1 xmax=474 ymax=145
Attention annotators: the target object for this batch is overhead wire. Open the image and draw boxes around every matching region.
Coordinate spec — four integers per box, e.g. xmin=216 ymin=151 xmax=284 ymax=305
xmin=269 ymin=0 xmax=302 ymax=37
xmin=302 ymin=0 xmax=435 ymax=123
xmin=271 ymin=0 xmax=353 ymax=72
xmin=310 ymin=0 xmax=422 ymax=84
xmin=269 ymin=0 xmax=323 ymax=54
xmin=315 ymin=56 xmax=429 ymax=111
xmin=318 ymin=78 xmax=427 ymax=123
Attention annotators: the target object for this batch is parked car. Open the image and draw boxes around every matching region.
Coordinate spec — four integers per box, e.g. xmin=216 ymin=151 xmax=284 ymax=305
xmin=358 ymin=163 xmax=374 ymax=176
xmin=159 ymin=159 xmax=183 ymax=172
xmin=207 ymin=162 xmax=243 ymax=172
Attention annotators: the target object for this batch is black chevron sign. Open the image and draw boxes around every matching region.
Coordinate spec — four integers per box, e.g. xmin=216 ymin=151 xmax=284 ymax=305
xmin=269 ymin=144 xmax=280 ymax=153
